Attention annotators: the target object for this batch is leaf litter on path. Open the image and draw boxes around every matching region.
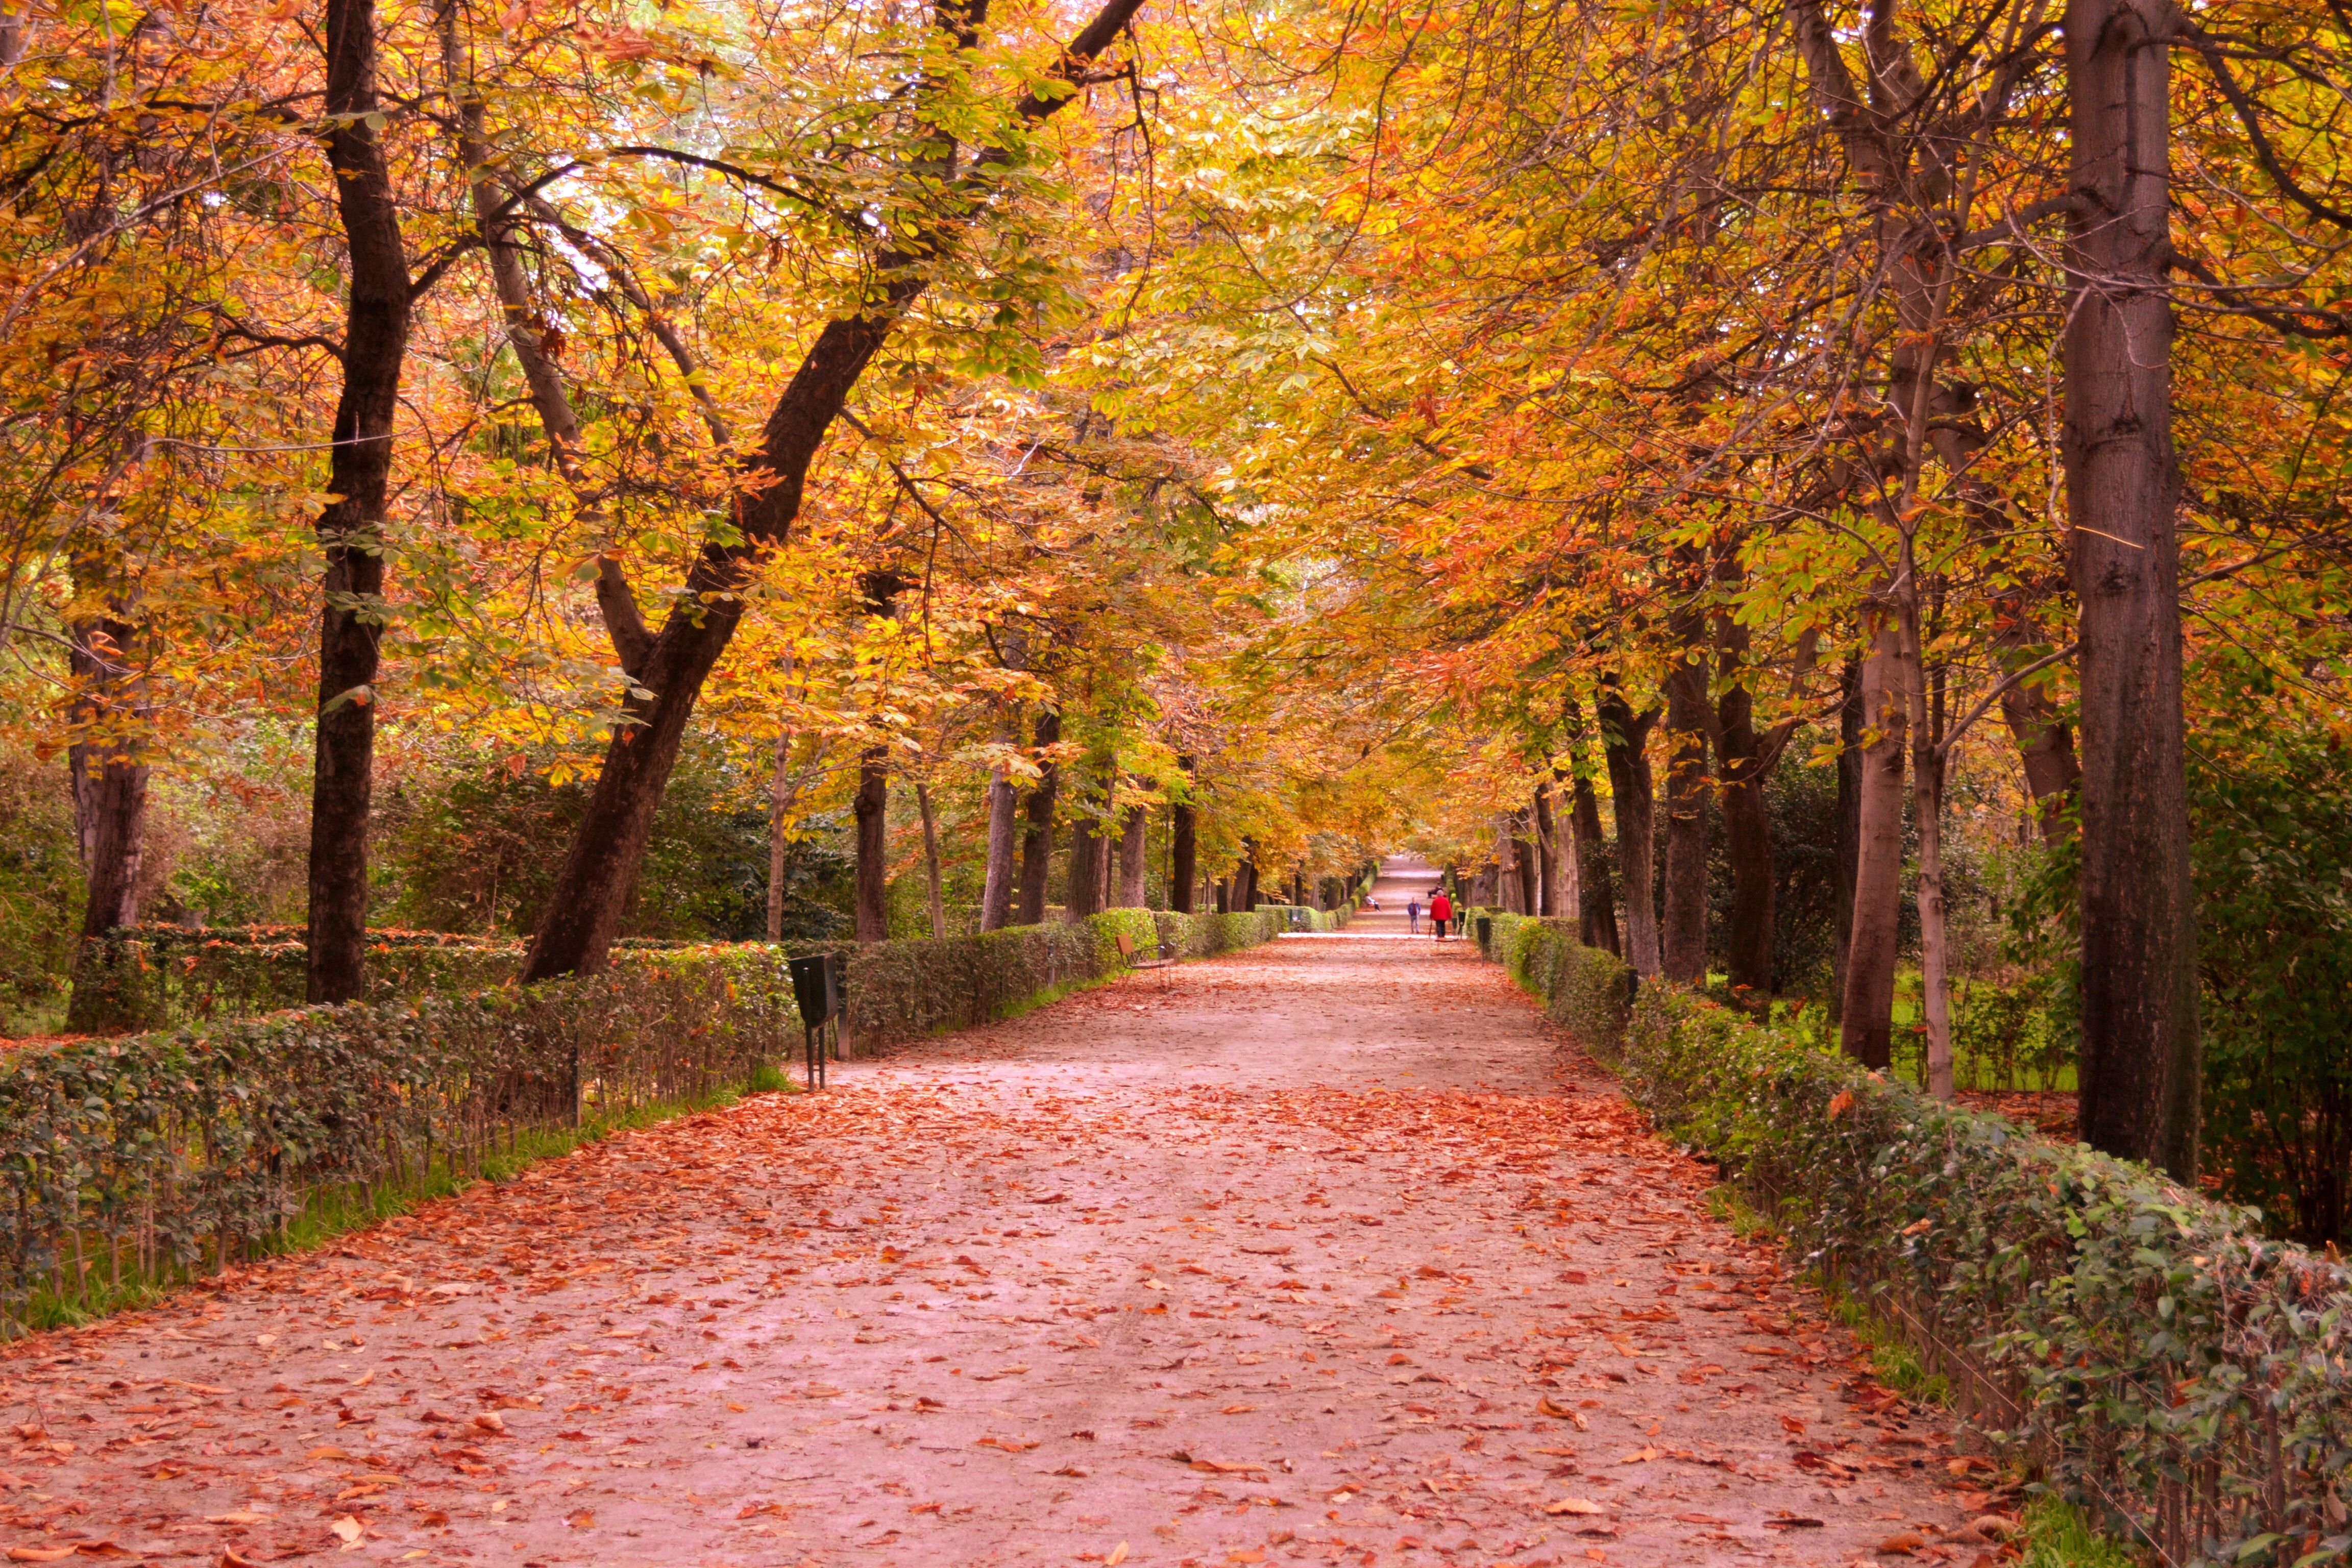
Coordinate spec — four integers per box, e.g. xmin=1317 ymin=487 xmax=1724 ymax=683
xmin=0 ymin=866 xmax=1972 ymax=1563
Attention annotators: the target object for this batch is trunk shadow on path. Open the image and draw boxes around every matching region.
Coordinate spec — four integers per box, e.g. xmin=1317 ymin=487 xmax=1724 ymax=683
xmin=7 ymin=856 xmax=1979 ymax=1566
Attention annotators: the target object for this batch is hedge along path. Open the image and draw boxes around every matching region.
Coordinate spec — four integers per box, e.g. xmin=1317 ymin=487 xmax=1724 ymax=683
xmin=0 ymin=861 xmax=1994 ymax=1566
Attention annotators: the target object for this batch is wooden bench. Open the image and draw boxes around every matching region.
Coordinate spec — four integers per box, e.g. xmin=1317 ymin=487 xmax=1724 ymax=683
xmin=1114 ymin=930 xmax=1179 ymax=986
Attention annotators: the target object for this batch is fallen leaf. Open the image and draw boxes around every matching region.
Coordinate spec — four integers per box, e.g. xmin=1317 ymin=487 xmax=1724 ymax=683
xmin=470 ymin=1411 xmax=505 ymax=1434
xmin=1537 ymin=1395 xmax=1589 ymax=1430
xmin=307 ymin=1446 xmax=353 ymax=1461
xmin=1827 ymin=1090 xmax=1854 ymax=1119
xmin=566 ymin=1510 xmax=594 ymax=1530
xmin=1876 ymin=1532 xmax=1927 ymax=1555
xmin=1220 ymin=1404 xmax=1257 ymax=1414
xmin=205 ymin=1513 xmax=270 ymax=1527
xmin=8 ymin=1550 xmax=76 ymax=1564
xmin=220 ymin=1552 xmax=265 ymax=1568
xmin=1106 ymin=1546 xmax=1129 ymax=1566
xmin=1614 ymin=1447 xmax=1660 ymax=1464
xmin=1546 ymin=1497 xmax=1607 ymax=1516
xmin=328 ymin=1515 xmax=363 ymax=1546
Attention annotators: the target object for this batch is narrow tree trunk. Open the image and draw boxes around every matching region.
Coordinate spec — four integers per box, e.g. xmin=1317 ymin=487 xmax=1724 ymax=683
xmin=1997 ymin=627 xmax=2082 ymax=847
xmin=1599 ymin=685 xmax=1662 ymax=976
xmin=1662 ymin=659 xmax=1710 ymax=986
xmin=1511 ymin=814 xmax=1539 ymax=916
xmin=853 ymin=747 xmax=889 ymax=943
xmin=1214 ymin=877 xmax=1229 ymax=914
xmin=519 ymin=0 xmax=1147 ymax=982
xmin=2064 ymin=0 xmax=2197 ymax=1177
xmin=1170 ymin=765 xmax=1197 ymax=913
xmin=1562 ymin=703 xmax=1620 ymax=957
xmin=1236 ymin=843 xmax=1259 ymax=910
xmin=979 ymin=761 xmax=1018 ymax=931
xmin=916 ymin=781 xmax=946 ymax=939
xmin=1839 ymin=622 xmax=1906 ymax=1068
xmin=63 ymin=595 xmax=152 ymax=1034
xmin=1531 ymin=785 xmax=1559 ymax=917
xmin=307 ymin=0 xmax=413 ymax=1003
xmin=1494 ymin=821 xmax=1517 ymax=915
xmin=767 ymin=729 xmax=792 ymax=941
xmin=1116 ymin=805 xmax=1147 ymax=906
xmin=1831 ymin=659 xmax=1862 ymax=1021
xmin=1016 ymin=710 xmax=1060 ymax=925
xmin=1913 ymin=722 xmax=1954 ymax=1098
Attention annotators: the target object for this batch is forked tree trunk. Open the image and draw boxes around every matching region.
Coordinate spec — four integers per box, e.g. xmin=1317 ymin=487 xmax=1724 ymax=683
xmin=2065 ymin=0 xmax=2198 ymax=1177
xmin=519 ymin=0 xmax=1148 ymax=981
xmin=1599 ymin=685 xmax=1662 ymax=976
xmin=1831 ymin=659 xmax=1862 ymax=1022
xmin=1838 ymin=621 xmax=1906 ymax=1068
xmin=1016 ymin=710 xmax=1060 ymax=925
xmin=307 ymin=0 xmax=413 ymax=1003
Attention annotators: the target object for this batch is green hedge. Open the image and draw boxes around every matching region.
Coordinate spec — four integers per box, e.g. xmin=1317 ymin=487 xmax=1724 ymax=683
xmin=1478 ymin=927 xmax=2352 ymax=1568
xmin=0 ymin=944 xmax=795 ymax=1331
xmin=847 ymin=908 xmax=1283 ymax=1049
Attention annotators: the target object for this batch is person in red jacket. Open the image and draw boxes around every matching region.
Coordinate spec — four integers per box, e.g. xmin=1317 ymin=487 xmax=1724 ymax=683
xmin=1429 ymin=887 xmax=1454 ymax=940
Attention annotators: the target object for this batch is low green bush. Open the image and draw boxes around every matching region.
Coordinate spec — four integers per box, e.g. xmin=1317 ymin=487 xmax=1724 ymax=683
xmin=1475 ymin=926 xmax=2352 ymax=1567
xmin=847 ymin=908 xmax=1283 ymax=1049
xmin=0 ymin=944 xmax=797 ymax=1333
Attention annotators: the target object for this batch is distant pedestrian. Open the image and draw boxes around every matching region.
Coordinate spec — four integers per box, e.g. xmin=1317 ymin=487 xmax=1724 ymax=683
xmin=1430 ymin=888 xmax=1453 ymax=939
xmin=1407 ymin=896 xmax=1422 ymax=935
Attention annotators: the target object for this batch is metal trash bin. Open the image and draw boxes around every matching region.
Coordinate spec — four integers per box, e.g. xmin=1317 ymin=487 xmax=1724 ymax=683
xmin=1475 ymin=915 xmax=1493 ymax=953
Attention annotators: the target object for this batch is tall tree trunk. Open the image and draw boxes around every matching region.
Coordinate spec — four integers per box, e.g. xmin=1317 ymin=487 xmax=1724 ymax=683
xmin=1531 ymin=783 xmax=1559 ymax=917
xmin=1662 ymin=656 xmax=1710 ymax=986
xmin=1599 ymin=684 xmax=1663 ymax=976
xmin=1710 ymin=605 xmax=1810 ymax=999
xmin=63 ymin=589 xmax=152 ymax=1033
xmin=1116 ymin=805 xmax=1147 ymax=906
xmin=1214 ymin=877 xmax=1229 ymax=914
xmin=1494 ymin=821 xmax=1518 ymax=915
xmin=979 ymin=757 xmax=1018 ymax=931
xmin=916 ymin=780 xmax=946 ymax=939
xmin=2066 ymin=0 xmax=2197 ymax=1177
xmin=1170 ymin=760 xmax=1197 ymax=913
xmin=1563 ymin=701 xmax=1620 ymax=957
xmin=767 ymin=730 xmax=792 ymax=941
xmin=1831 ymin=659 xmax=1862 ymax=1022
xmin=1511 ymin=813 xmax=1539 ymax=916
xmin=853 ymin=748 xmax=889 ymax=942
xmin=1839 ymin=622 xmax=1907 ymax=1068
xmin=1910 ymin=667 xmax=1954 ymax=1097
xmin=519 ymin=0 xmax=1147 ymax=982
xmin=307 ymin=0 xmax=413 ymax=1003
xmin=1016 ymin=709 xmax=1060 ymax=925
xmin=1236 ymin=842 xmax=1259 ymax=910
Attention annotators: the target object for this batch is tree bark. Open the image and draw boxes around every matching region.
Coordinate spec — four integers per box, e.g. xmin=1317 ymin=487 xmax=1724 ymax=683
xmin=979 ymin=761 xmax=1019 ymax=930
xmin=307 ymin=0 xmax=413 ymax=1003
xmin=916 ymin=780 xmax=947 ymax=939
xmin=63 ymin=585 xmax=152 ymax=1033
xmin=1016 ymin=709 xmax=1060 ymax=925
xmin=767 ymin=730 xmax=791 ymax=941
xmin=1236 ymin=843 xmax=1259 ymax=910
xmin=1562 ymin=699 xmax=1619 ymax=957
xmin=2065 ymin=0 xmax=2198 ymax=1177
xmin=519 ymin=0 xmax=1149 ymax=981
xmin=1831 ymin=659 xmax=1862 ymax=1022
xmin=1662 ymin=652 xmax=1710 ymax=987
xmin=1838 ymin=622 xmax=1906 ymax=1068
xmin=1170 ymin=759 xmax=1197 ymax=913
xmin=1599 ymin=683 xmax=1662 ymax=976
xmin=853 ymin=747 xmax=889 ymax=942
xmin=1531 ymin=783 xmax=1560 ymax=917
xmin=1116 ymin=804 xmax=1147 ymax=906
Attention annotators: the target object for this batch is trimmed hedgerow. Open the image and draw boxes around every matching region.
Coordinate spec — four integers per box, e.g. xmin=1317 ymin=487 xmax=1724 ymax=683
xmin=1479 ymin=929 xmax=2352 ymax=1568
xmin=0 ymin=944 xmax=796 ymax=1333
xmin=1484 ymin=913 xmax=1633 ymax=1063
xmin=847 ymin=908 xmax=1283 ymax=1050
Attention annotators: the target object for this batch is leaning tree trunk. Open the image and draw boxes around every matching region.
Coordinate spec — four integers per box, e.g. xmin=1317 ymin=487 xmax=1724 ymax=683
xmin=1839 ymin=620 xmax=1907 ymax=1069
xmin=307 ymin=0 xmax=413 ymax=1003
xmin=1016 ymin=710 xmax=1060 ymax=925
xmin=2065 ymin=0 xmax=2198 ymax=1178
xmin=519 ymin=0 xmax=1148 ymax=982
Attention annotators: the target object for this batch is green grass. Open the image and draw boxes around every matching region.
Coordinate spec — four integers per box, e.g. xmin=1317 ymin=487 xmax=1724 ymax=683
xmin=2015 ymin=1498 xmax=2140 ymax=1568
xmin=10 ymin=1065 xmax=800 ymax=1336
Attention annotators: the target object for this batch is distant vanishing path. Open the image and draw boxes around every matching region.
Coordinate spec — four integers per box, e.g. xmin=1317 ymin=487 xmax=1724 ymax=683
xmin=3 ymin=857 xmax=1981 ymax=1566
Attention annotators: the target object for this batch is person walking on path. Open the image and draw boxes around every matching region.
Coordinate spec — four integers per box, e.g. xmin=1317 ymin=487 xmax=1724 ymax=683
xmin=1430 ymin=887 xmax=1453 ymax=939
xmin=1406 ymin=895 xmax=1422 ymax=935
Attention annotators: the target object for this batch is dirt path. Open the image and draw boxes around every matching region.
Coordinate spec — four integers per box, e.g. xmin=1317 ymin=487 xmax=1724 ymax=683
xmin=2 ymin=858 xmax=1991 ymax=1567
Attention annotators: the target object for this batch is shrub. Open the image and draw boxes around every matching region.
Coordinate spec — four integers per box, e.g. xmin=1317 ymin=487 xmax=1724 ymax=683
xmin=0 ymin=945 xmax=797 ymax=1332
xmin=1476 ymin=926 xmax=2352 ymax=1567
xmin=847 ymin=908 xmax=1282 ymax=1050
